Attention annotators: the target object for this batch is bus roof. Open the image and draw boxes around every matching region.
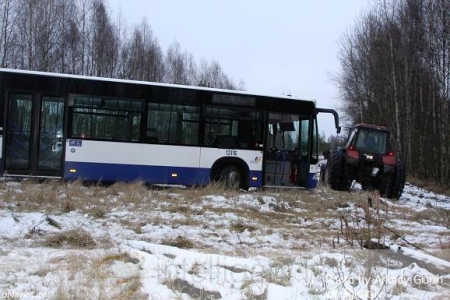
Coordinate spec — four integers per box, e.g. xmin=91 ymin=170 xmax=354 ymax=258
xmin=0 ymin=68 xmax=316 ymax=105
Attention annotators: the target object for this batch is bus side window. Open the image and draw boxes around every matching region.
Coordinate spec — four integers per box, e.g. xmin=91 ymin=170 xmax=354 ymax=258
xmin=71 ymin=95 xmax=142 ymax=141
xmin=203 ymin=106 xmax=262 ymax=149
xmin=147 ymin=103 xmax=199 ymax=145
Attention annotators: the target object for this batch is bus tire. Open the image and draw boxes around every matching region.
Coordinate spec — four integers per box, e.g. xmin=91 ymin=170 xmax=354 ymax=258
xmin=219 ymin=164 xmax=242 ymax=190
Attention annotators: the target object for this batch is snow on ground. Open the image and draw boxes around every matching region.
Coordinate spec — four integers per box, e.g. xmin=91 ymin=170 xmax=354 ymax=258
xmin=401 ymin=183 xmax=450 ymax=211
xmin=0 ymin=180 xmax=449 ymax=299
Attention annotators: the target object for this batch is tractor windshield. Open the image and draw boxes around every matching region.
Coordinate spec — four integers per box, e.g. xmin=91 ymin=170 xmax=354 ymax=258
xmin=354 ymin=129 xmax=387 ymax=154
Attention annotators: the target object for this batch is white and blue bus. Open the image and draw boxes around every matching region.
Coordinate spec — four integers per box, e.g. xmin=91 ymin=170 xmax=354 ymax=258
xmin=0 ymin=69 xmax=339 ymax=189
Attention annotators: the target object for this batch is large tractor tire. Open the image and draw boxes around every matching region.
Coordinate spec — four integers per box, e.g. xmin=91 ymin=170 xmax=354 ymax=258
xmin=390 ymin=162 xmax=406 ymax=199
xmin=379 ymin=162 xmax=406 ymax=199
xmin=379 ymin=174 xmax=393 ymax=198
xmin=326 ymin=150 xmax=345 ymax=191
xmin=342 ymin=165 xmax=355 ymax=191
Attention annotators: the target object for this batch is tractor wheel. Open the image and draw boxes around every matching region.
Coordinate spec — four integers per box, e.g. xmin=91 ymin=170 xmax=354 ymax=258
xmin=219 ymin=164 xmax=242 ymax=190
xmin=361 ymin=184 xmax=372 ymax=191
xmin=379 ymin=174 xmax=393 ymax=198
xmin=326 ymin=150 xmax=344 ymax=191
xmin=342 ymin=165 xmax=355 ymax=191
xmin=390 ymin=162 xmax=406 ymax=199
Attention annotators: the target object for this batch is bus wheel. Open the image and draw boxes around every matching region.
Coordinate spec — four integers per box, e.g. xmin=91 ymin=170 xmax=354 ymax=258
xmin=220 ymin=164 xmax=242 ymax=189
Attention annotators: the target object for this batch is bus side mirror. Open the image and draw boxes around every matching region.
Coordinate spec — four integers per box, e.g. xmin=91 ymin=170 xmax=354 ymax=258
xmin=315 ymin=108 xmax=341 ymax=135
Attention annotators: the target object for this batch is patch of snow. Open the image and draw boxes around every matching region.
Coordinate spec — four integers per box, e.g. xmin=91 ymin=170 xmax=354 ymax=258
xmin=0 ymin=181 xmax=449 ymax=299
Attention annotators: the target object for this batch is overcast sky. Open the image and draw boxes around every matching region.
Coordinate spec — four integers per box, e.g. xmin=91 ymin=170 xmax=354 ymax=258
xmin=107 ymin=0 xmax=372 ymax=137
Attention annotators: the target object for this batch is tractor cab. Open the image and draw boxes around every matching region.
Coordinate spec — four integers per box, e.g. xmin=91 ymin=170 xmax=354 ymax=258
xmin=347 ymin=124 xmax=389 ymax=155
xmin=344 ymin=124 xmax=396 ymax=169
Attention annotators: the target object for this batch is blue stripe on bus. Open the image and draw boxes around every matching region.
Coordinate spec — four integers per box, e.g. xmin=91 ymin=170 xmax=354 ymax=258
xmin=249 ymin=170 xmax=262 ymax=187
xmin=64 ymin=162 xmax=210 ymax=185
xmin=64 ymin=161 xmax=262 ymax=188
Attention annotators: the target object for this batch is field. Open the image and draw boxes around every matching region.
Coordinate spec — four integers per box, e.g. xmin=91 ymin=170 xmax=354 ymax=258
xmin=0 ymin=180 xmax=449 ymax=299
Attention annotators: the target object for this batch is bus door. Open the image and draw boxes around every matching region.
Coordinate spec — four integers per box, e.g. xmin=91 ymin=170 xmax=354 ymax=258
xmin=264 ymin=113 xmax=309 ymax=188
xmin=4 ymin=93 xmax=65 ymax=177
xmin=298 ymin=116 xmax=319 ymax=189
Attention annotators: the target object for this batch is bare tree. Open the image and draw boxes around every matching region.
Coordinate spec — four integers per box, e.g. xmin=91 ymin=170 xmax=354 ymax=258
xmin=165 ymin=41 xmax=189 ymax=84
xmin=54 ymin=0 xmax=78 ymax=73
xmin=15 ymin=0 xmax=62 ymax=71
xmin=123 ymin=19 xmax=164 ymax=82
xmin=336 ymin=0 xmax=450 ymax=186
xmin=74 ymin=0 xmax=92 ymax=75
xmin=90 ymin=0 xmax=119 ymax=77
xmin=0 ymin=0 xmax=21 ymax=67
xmin=198 ymin=60 xmax=237 ymax=89
xmin=112 ymin=7 xmax=128 ymax=78
xmin=3 ymin=0 xmax=241 ymax=90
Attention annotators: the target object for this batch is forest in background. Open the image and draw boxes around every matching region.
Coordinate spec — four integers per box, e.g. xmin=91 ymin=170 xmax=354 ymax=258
xmin=0 ymin=0 xmax=240 ymax=89
xmin=1 ymin=0 xmax=448 ymax=187
xmin=335 ymin=0 xmax=449 ymax=187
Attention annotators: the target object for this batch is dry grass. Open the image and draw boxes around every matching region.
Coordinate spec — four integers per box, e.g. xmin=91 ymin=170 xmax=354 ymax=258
xmin=219 ymin=264 xmax=248 ymax=273
xmin=1 ymin=179 xmax=61 ymax=212
xmin=50 ymin=251 xmax=146 ymax=300
xmin=411 ymin=207 xmax=450 ymax=228
xmin=42 ymin=229 xmax=97 ymax=249
xmin=190 ymin=181 xmax=241 ymax=197
xmin=432 ymin=246 xmax=450 ymax=261
xmin=2 ymin=180 xmax=447 ymax=248
xmin=97 ymin=252 xmax=140 ymax=265
xmin=242 ymin=279 xmax=268 ymax=300
xmin=108 ymin=181 xmax=150 ymax=205
xmin=261 ymin=256 xmax=295 ymax=287
xmin=164 ymin=278 xmax=221 ymax=299
xmin=231 ymin=220 xmax=258 ymax=233
xmin=407 ymin=177 xmax=450 ymax=196
xmin=1 ymin=179 xmax=449 ymax=255
xmin=162 ymin=235 xmax=195 ymax=249
xmin=0 ymin=179 xmax=156 ymax=217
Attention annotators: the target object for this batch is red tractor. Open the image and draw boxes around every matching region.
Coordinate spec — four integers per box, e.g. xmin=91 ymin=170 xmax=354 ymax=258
xmin=325 ymin=123 xmax=406 ymax=199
